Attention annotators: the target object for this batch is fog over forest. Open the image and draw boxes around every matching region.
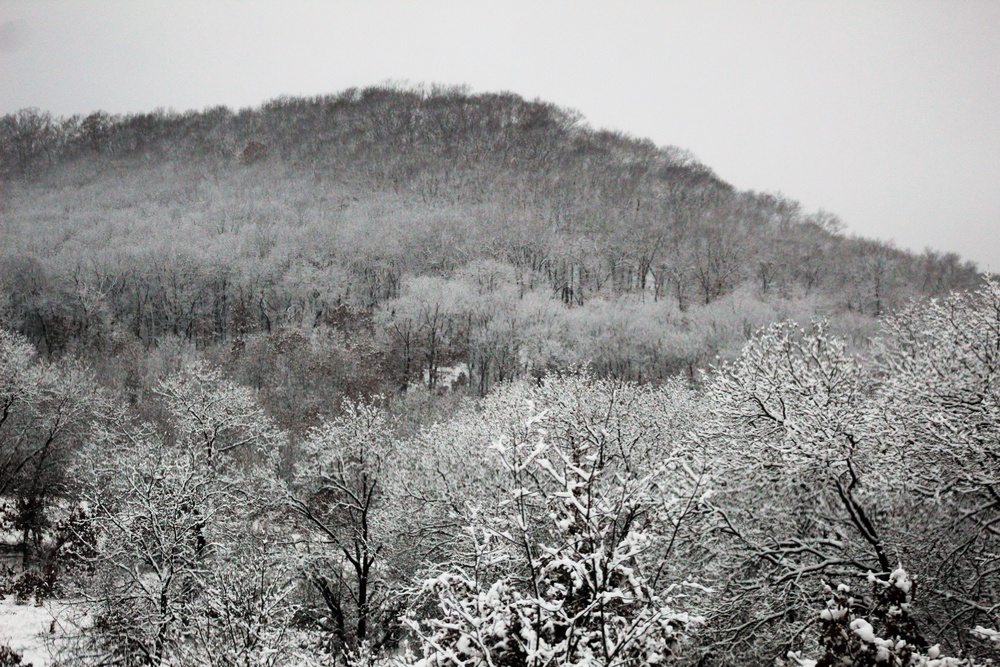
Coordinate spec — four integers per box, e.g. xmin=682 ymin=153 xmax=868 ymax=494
xmin=0 ymin=86 xmax=997 ymax=666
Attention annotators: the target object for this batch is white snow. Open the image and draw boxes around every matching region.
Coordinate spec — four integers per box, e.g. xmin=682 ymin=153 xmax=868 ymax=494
xmin=0 ymin=597 xmax=70 ymax=667
xmin=785 ymin=650 xmax=818 ymax=666
xmin=819 ymin=606 xmax=848 ymax=621
xmin=889 ymin=567 xmax=912 ymax=594
xmin=849 ymin=618 xmax=877 ymax=643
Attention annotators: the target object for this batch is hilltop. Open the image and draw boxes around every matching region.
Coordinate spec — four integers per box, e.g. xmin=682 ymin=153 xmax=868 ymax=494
xmin=0 ymin=85 xmax=980 ymax=407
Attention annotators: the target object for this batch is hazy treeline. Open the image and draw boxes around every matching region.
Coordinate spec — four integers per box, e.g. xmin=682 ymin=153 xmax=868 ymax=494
xmin=0 ymin=85 xmax=981 ymax=403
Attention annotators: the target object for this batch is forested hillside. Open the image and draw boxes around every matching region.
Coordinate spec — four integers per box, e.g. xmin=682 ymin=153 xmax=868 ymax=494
xmin=0 ymin=86 xmax=979 ymax=406
xmin=0 ymin=86 xmax=995 ymax=666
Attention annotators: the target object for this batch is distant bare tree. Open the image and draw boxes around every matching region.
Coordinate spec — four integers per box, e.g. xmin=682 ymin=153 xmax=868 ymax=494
xmin=0 ymin=108 xmax=58 ymax=173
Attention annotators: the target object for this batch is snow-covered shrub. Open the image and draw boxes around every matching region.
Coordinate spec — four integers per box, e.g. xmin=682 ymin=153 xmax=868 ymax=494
xmin=9 ymin=567 xmax=56 ymax=605
xmin=408 ymin=542 xmax=692 ymax=667
xmin=404 ymin=402 xmax=700 ymax=666
xmin=47 ymin=503 xmax=100 ymax=577
xmin=784 ymin=567 xmax=984 ymax=667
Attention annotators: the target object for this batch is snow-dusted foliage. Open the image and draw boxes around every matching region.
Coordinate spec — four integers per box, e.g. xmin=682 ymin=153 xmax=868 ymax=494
xmin=783 ymin=567 xmax=981 ymax=667
xmin=0 ymin=328 xmax=106 ymax=568
xmin=397 ymin=372 xmax=706 ymax=536
xmin=694 ymin=294 xmax=1000 ymax=663
xmin=696 ymin=322 xmax=901 ymax=662
xmin=288 ymin=397 xmax=406 ymax=662
xmin=154 ymin=361 xmax=285 ymax=466
xmin=404 ymin=389 xmax=701 ymax=666
xmin=874 ymin=277 xmax=1000 ymax=496
xmin=871 ymin=278 xmax=1000 ymax=656
xmin=65 ymin=363 xmax=292 ymax=666
xmin=175 ymin=548 xmax=298 ymax=667
xmin=706 ymin=321 xmax=879 ymax=476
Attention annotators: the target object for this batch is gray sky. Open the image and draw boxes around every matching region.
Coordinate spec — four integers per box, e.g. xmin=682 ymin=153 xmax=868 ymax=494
xmin=2 ymin=0 xmax=999 ymax=271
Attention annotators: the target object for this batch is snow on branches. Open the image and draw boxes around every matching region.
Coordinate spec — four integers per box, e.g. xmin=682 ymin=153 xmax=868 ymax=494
xmin=705 ymin=320 xmax=881 ymax=480
xmin=783 ymin=567 xmax=983 ymax=667
xmin=405 ymin=393 xmax=700 ymax=666
xmin=875 ymin=276 xmax=1000 ymax=491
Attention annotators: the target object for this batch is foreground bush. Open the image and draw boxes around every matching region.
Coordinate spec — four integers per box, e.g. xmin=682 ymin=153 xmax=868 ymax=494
xmin=404 ymin=401 xmax=700 ymax=666
xmin=784 ymin=567 xmax=992 ymax=667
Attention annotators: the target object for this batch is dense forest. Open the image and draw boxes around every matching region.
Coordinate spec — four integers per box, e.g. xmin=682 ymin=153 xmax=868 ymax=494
xmin=0 ymin=86 xmax=995 ymax=665
xmin=0 ymin=86 xmax=981 ymax=396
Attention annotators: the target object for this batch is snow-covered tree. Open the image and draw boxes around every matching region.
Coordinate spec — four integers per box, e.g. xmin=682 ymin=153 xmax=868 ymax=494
xmin=154 ymin=361 xmax=284 ymax=467
xmin=288 ymin=398 xmax=406 ymax=662
xmin=876 ymin=278 xmax=1000 ymax=494
xmin=872 ymin=278 xmax=1000 ymax=656
xmin=69 ymin=364 xmax=288 ymax=666
xmin=177 ymin=547 xmax=299 ymax=667
xmin=699 ymin=322 xmax=900 ymax=662
xmin=404 ymin=385 xmax=701 ymax=666
xmin=80 ymin=429 xmax=251 ymax=664
xmin=0 ymin=328 xmax=105 ymax=566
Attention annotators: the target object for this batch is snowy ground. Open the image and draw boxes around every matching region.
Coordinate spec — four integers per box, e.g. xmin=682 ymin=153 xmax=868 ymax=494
xmin=0 ymin=597 xmax=73 ymax=667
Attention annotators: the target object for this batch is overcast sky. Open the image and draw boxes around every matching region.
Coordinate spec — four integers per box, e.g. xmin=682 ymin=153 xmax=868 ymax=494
xmin=2 ymin=0 xmax=998 ymax=270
